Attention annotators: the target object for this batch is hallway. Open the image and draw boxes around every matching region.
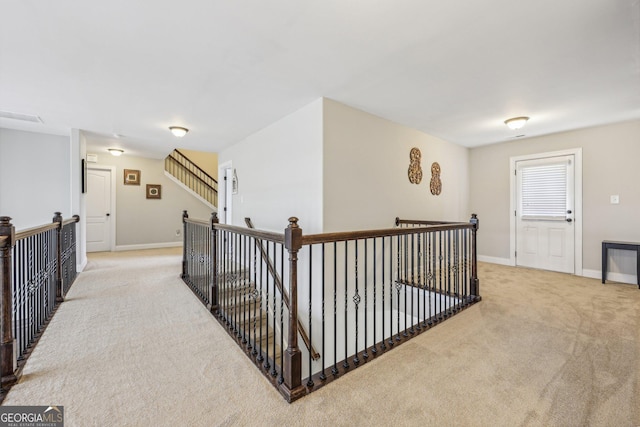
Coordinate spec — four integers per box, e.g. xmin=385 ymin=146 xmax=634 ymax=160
xmin=3 ymin=249 xmax=639 ymax=426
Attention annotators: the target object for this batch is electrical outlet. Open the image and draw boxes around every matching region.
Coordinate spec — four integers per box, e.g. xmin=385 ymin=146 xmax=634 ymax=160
xmin=610 ymin=195 xmax=619 ymax=204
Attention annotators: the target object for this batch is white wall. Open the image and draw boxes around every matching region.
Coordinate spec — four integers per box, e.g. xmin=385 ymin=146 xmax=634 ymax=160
xmin=90 ymin=151 xmax=212 ymax=248
xmin=470 ymin=119 xmax=640 ymax=279
xmin=323 ymin=98 xmax=470 ymax=232
xmin=0 ymin=128 xmax=72 ymax=229
xmin=219 ymin=98 xmax=324 ymax=233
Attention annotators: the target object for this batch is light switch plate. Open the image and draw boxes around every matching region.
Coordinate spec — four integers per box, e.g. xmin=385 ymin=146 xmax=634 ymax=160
xmin=610 ymin=195 xmax=620 ymax=204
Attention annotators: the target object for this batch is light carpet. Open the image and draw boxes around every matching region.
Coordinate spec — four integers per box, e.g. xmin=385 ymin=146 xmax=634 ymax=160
xmin=2 ymin=248 xmax=639 ymax=426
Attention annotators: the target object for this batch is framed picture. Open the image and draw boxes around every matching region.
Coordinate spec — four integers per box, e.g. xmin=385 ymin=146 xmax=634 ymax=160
xmin=124 ymin=169 xmax=141 ymax=185
xmin=146 ymin=184 xmax=161 ymax=199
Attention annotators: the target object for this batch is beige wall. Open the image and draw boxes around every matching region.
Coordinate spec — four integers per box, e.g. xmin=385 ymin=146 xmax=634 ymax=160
xmin=323 ymin=99 xmax=470 ymax=232
xmin=219 ymin=98 xmax=324 ymax=233
xmin=178 ymin=148 xmax=218 ymax=181
xmin=91 ymin=152 xmax=212 ymax=247
xmin=470 ymin=119 xmax=640 ymax=276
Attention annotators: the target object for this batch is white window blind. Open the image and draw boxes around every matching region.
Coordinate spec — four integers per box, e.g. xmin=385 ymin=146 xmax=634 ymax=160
xmin=520 ymin=163 xmax=567 ymax=218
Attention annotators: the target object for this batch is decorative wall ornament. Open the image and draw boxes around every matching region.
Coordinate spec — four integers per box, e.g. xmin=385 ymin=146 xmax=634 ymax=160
xmin=407 ymin=147 xmax=423 ymax=184
xmin=124 ymin=169 xmax=141 ymax=185
xmin=146 ymin=184 xmax=161 ymax=199
xmin=430 ymin=162 xmax=442 ymax=195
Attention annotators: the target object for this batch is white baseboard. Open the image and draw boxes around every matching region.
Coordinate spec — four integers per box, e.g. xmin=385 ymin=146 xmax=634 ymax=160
xmin=478 ymin=255 xmax=513 ymax=266
xmin=77 ymin=258 xmax=88 ymax=272
xmin=115 ymin=242 xmax=183 ymax=252
xmin=583 ymin=269 xmax=637 ymax=285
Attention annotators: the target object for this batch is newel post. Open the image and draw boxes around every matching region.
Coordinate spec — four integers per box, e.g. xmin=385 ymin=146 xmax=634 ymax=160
xmin=281 ymin=217 xmax=305 ymax=402
xmin=210 ymin=212 xmax=219 ymax=312
xmin=182 ymin=210 xmax=188 ymax=279
xmin=53 ymin=212 xmax=64 ymax=302
xmin=0 ymin=216 xmax=18 ymax=387
xmin=469 ymin=213 xmax=480 ymax=298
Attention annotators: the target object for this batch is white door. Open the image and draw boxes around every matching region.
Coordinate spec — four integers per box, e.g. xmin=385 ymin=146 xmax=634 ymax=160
xmin=86 ymin=168 xmax=112 ymax=252
xmin=515 ymin=155 xmax=575 ymax=273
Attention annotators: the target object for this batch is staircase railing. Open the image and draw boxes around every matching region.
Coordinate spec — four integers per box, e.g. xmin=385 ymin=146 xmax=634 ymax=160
xmin=0 ymin=213 xmax=80 ymax=391
xmin=181 ymin=213 xmax=480 ymax=403
xmin=165 ymin=149 xmax=218 ymax=208
xmin=245 ymin=217 xmax=320 ymax=361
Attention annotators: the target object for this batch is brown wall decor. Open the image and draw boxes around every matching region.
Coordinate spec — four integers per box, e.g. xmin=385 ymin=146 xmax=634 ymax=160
xmin=124 ymin=169 xmax=141 ymax=185
xmin=407 ymin=147 xmax=423 ymax=184
xmin=146 ymin=184 xmax=161 ymax=199
xmin=430 ymin=162 xmax=442 ymax=195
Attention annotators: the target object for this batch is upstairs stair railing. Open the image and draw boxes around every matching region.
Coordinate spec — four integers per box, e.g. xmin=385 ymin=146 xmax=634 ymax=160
xmin=165 ymin=149 xmax=218 ymax=208
xmin=0 ymin=213 xmax=80 ymax=393
xmin=245 ymin=217 xmax=320 ymax=361
xmin=181 ymin=212 xmax=480 ymax=402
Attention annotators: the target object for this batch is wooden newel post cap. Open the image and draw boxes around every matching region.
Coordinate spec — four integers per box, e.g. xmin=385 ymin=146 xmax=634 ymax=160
xmin=53 ymin=212 xmax=63 ymax=222
xmin=183 ymin=210 xmax=189 ymax=219
xmin=470 ymin=213 xmax=479 ymax=229
xmin=0 ymin=217 xmax=11 ymax=226
xmin=211 ymin=212 xmax=219 ymax=224
xmin=288 ymin=217 xmax=299 ymax=228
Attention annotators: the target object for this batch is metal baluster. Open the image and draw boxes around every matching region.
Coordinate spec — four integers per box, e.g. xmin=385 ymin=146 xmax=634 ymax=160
xmin=242 ymin=235 xmax=248 ymax=345
xmin=257 ymin=235 xmax=264 ymax=364
xmin=332 ymin=242 xmax=338 ymax=377
xmin=320 ymin=243 xmax=327 ymax=381
xmin=307 ymin=245 xmax=314 ymax=386
xmin=371 ymin=238 xmax=376 ymax=356
xmin=380 ymin=237 xmax=386 ymax=351
xmin=353 ymin=239 xmax=360 ymax=366
xmin=397 ymin=234 xmax=402 ymax=341
xmin=410 ymin=232 xmax=415 ymax=334
xmin=343 ymin=241 xmax=349 ymax=370
xmin=389 ymin=236 xmax=395 ymax=347
xmin=279 ymin=243 xmax=284 ymax=384
xmin=271 ymin=241 xmax=277 ymax=377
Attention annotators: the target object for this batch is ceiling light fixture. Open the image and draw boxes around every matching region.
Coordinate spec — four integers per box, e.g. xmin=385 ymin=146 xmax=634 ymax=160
xmin=108 ymin=148 xmax=124 ymax=156
xmin=504 ymin=116 xmax=529 ymax=130
xmin=169 ymin=126 xmax=189 ymax=137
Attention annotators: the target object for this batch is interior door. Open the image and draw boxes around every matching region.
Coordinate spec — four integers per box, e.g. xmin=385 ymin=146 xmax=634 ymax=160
xmin=86 ymin=168 xmax=112 ymax=252
xmin=516 ymin=155 xmax=575 ymax=273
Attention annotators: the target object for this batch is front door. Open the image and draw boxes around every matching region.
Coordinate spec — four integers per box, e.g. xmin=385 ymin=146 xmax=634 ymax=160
xmin=515 ymin=154 xmax=575 ymax=273
xmin=86 ymin=168 xmax=112 ymax=252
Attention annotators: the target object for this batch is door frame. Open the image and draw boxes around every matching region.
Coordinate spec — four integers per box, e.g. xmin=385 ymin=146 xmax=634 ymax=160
xmin=217 ymin=161 xmax=233 ymax=224
xmin=509 ymin=148 xmax=583 ymax=274
xmin=86 ymin=165 xmax=117 ymax=252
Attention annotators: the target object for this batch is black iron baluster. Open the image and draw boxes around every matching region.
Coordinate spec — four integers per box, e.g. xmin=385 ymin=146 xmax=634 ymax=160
xmin=251 ymin=236 xmax=258 ymax=356
xmin=371 ymin=238 xmax=377 ymax=354
xmin=353 ymin=239 xmax=360 ymax=366
xmin=396 ymin=234 xmax=402 ymax=341
xmin=389 ymin=235 xmax=395 ymax=347
xmin=343 ymin=241 xmax=349 ymax=370
xmin=307 ymin=245 xmax=314 ymax=386
xmin=264 ymin=241 xmax=272 ymax=371
xmin=271 ymin=241 xmax=277 ymax=377
xmin=332 ymin=242 xmax=338 ymax=377
xmin=320 ymin=243 xmax=326 ymax=381
xmin=380 ymin=237 xmax=386 ymax=351
xmin=417 ymin=231 xmax=423 ymax=330
xmin=410 ymin=232 xmax=415 ymax=335
xmin=279 ymin=243 xmax=284 ymax=384
xmin=242 ymin=235 xmax=248 ymax=345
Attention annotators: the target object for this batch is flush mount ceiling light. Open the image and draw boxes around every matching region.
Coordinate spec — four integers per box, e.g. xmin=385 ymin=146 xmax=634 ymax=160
xmin=108 ymin=148 xmax=124 ymax=156
xmin=504 ymin=116 xmax=529 ymax=130
xmin=169 ymin=126 xmax=189 ymax=137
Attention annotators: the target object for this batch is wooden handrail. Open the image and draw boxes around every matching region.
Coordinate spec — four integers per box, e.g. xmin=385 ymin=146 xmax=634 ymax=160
xmin=173 ymin=149 xmax=219 ymax=186
xmin=216 ymin=222 xmax=285 ymax=244
xmin=395 ymin=217 xmax=460 ymax=226
xmin=245 ymin=218 xmax=320 ymax=361
xmin=301 ymin=222 xmax=473 ymax=245
xmin=15 ymin=223 xmax=59 ymax=241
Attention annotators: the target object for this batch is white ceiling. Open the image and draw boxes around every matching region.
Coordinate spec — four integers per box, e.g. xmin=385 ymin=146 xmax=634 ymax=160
xmin=1 ymin=0 xmax=639 ymax=158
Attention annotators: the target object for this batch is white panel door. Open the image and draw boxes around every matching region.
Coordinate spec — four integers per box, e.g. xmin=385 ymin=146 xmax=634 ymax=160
xmin=86 ymin=168 xmax=112 ymax=252
xmin=516 ymin=155 xmax=575 ymax=273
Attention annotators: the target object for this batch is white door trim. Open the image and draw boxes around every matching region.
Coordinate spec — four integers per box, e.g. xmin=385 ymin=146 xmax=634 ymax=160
xmin=218 ymin=161 xmax=232 ymax=224
xmin=87 ymin=165 xmax=117 ymax=251
xmin=509 ymin=148 xmax=583 ymax=275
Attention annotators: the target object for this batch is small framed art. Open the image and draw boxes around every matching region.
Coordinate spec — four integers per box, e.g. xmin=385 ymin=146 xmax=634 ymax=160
xmin=146 ymin=184 xmax=161 ymax=199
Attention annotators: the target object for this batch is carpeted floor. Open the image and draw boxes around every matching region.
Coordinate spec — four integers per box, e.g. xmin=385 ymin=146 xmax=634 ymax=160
xmin=2 ymin=248 xmax=639 ymax=426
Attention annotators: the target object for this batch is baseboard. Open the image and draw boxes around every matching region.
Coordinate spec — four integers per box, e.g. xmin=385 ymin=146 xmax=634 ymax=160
xmin=477 ymin=255 xmax=513 ymax=266
xmin=115 ymin=242 xmax=183 ymax=252
xmin=583 ymin=269 xmax=637 ymax=285
xmin=76 ymin=258 xmax=88 ymax=273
